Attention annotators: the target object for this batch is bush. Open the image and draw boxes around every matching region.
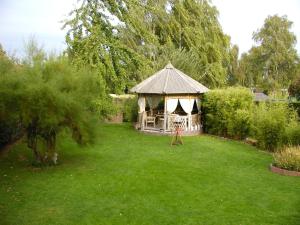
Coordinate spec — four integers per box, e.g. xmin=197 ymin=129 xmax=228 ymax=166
xmin=253 ymin=103 xmax=293 ymax=151
xmin=0 ymin=55 xmax=111 ymax=164
xmin=228 ymin=109 xmax=253 ymax=139
xmin=203 ymin=87 xmax=253 ymax=139
xmin=252 ymin=103 xmax=300 ymax=151
xmin=284 ymin=122 xmax=300 ymax=146
xmin=203 ymin=87 xmax=300 ymax=152
xmin=273 ymin=146 xmax=300 ymax=172
xmin=289 ymin=102 xmax=300 ymax=117
xmin=123 ymin=97 xmax=138 ymax=122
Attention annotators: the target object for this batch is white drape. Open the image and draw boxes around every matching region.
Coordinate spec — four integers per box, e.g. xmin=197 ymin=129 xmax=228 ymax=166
xmin=195 ymin=98 xmax=201 ymax=111
xmin=146 ymin=96 xmax=161 ymax=109
xmin=179 ymin=99 xmax=195 ymax=114
xmin=166 ymin=99 xmax=178 ymax=113
xmin=138 ymin=97 xmax=146 ymax=113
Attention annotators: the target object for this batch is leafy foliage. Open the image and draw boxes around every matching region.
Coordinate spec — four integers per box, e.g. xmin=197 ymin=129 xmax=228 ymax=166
xmin=252 ymin=103 xmax=299 ymax=151
xmin=203 ymin=88 xmax=300 ymax=151
xmin=273 ymin=146 xmax=300 ymax=172
xmin=284 ymin=121 xmax=300 ymax=146
xmin=0 ymin=47 xmax=111 ymax=164
xmin=122 ymin=97 xmax=138 ymax=122
xmin=0 ymin=48 xmax=23 ymax=147
xmin=252 ymin=103 xmax=289 ymax=151
xmin=237 ymin=15 xmax=299 ymax=91
xmin=203 ymin=87 xmax=254 ymax=139
xmin=64 ymin=0 xmax=232 ymax=91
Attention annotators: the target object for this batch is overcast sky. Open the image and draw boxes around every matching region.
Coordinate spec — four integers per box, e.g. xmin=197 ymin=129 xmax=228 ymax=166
xmin=1 ymin=0 xmax=300 ymax=58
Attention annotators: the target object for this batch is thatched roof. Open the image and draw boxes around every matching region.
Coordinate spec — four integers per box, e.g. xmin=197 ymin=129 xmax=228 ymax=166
xmin=130 ymin=63 xmax=209 ymax=94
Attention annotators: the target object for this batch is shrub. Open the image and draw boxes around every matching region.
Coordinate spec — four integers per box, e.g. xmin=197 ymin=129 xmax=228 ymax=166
xmin=284 ymin=122 xmax=300 ymax=146
xmin=123 ymin=97 xmax=138 ymax=122
xmin=228 ymin=109 xmax=253 ymax=139
xmin=289 ymin=102 xmax=300 ymax=117
xmin=273 ymin=146 xmax=300 ymax=172
xmin=253 ymin=103 xmax=291 ymax=151
xmin=0 ymin=55 xmax=111 ymax=164
xmin=252 ymin=103 xmax=300 ymax=151
xmin=203 ymin=87 xmax=300 ymax=152
xmin=203 ymin=87 xmax=253 ymax=139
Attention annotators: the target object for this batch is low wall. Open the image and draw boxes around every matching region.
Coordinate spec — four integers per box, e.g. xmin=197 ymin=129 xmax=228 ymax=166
xmin=270 ymin=164 xmax=300 ymax=177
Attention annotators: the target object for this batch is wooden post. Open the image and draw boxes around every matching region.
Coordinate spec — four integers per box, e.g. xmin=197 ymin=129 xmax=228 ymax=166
xmin=141 ymin=112 xmax=144 ymax=131
xmin=188 ymin=113 xmax=191 ymax=131
xmin=163 ymin=95 xmax=167 ymax=132
xmin=138 ymin=94 xmax=145 ymax=131
xmin=188 ymin=96 xmax=191 ymax=131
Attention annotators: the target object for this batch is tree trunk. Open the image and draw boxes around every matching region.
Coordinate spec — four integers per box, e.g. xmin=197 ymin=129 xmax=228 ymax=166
xmin=27 ymin=121 xmax=42 ymax=164
xmin=45 ymin=131 xmax=57 ymax=164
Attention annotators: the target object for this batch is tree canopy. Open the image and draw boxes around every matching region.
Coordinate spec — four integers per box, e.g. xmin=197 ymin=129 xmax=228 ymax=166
xmin=237 ymin=15 xmax=299 ymax=91
xmin=0 ymin=40 xmax=111 ymax=164
xmin=64 ymin=0 xmax=232 ymax=92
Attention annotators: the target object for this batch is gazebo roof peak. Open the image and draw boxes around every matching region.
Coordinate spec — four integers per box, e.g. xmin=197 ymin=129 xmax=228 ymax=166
xmin=165 ymin=62 xmax=174 ymax=69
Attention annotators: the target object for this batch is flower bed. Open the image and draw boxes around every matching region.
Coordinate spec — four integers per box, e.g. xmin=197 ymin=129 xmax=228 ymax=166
xmin=270 ymin=164 xmax=300 ymax=177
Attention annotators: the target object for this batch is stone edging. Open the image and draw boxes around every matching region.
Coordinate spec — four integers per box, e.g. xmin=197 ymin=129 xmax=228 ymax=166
xmin=269 ymin=164 xmax=300 ymax=177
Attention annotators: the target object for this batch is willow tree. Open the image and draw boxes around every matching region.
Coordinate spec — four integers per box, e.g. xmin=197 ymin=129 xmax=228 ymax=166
xmin=64 ymin=0 xmax=232 ymax=90
xmin=166 ymin=0 xmax=230 ymax=87
xmin=63 ymin=0 xmax=154 ymax=93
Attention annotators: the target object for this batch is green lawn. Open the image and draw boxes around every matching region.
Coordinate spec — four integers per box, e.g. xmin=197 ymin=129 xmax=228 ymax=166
xmin=0 ymin=123 xmax=299 ymax=225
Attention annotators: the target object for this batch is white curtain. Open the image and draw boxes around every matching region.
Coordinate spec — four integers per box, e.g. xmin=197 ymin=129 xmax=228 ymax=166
xmin=166 ymin=99 xmax=178 ymax=113
xmin=138 ymin=96 xmax=146 ymax=113
xmin=179 ymin=99 xmax=195 ymax=114
xmin=195 ymin=98 xmax=201 ymax=111
xmin=146 ymin=96 xmax=161 ymax=109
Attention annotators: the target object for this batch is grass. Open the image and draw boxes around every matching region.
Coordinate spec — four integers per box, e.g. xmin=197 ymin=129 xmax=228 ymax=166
xmin=0 ymin=123 xmax=300 ymax=225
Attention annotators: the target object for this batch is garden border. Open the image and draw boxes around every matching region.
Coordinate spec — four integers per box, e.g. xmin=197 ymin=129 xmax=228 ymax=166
xmin=269 ymin=164 xmax=300 ymax=177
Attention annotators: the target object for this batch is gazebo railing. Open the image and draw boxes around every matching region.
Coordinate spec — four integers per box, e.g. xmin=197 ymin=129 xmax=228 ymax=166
xmin=141 ymin=113 xmax=201 ymax=132
xmin=167 ymin=114 xmax=188 ymax=131
xmin=191 ymin=114 xmax=201 ymax=131
xmin=167 ymin=114 xmax=201 ymax=132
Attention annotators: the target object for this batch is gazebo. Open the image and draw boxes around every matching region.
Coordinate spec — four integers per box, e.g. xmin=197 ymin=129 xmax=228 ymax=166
xmin=130 ymin=63 xmax=209 ymax=135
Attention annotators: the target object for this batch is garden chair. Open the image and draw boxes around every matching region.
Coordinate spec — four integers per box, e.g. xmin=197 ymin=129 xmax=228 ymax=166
xmin=145 ymin=116 xmax=156 ymax=127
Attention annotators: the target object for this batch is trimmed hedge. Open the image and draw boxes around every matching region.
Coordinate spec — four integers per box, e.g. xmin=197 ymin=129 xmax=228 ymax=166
xmin=203 ymin=87 xmax=253 ymax=139
xmin=203 ymin=87 xmax=300 ymax=152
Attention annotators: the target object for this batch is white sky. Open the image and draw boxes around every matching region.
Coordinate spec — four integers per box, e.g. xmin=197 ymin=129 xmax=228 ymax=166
xmin=0 ymin=0 xmax=300 ymax=58
xmin=213 ymin=0 xmax=300 ymax=55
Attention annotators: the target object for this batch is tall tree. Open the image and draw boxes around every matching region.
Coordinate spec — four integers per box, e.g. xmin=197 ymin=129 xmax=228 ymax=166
xmin=227 ymin=44 xmax=239 ymax=85
xmin=239 ymin=15 xmax=299 ymax=90
xmin=64 ymin=0 xmax=231 ymax=91
xmin=167 ymin=0 xmax=231 ymax=87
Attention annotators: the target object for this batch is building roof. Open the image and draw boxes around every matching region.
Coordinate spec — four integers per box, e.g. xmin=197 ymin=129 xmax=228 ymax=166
xmin=109 ymin=94 xmax=135 ymax=99
xmin=130 ymin=63 xmax=209 ymax=94
xmin=254 ymin=92 xmax=269 ymax=102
